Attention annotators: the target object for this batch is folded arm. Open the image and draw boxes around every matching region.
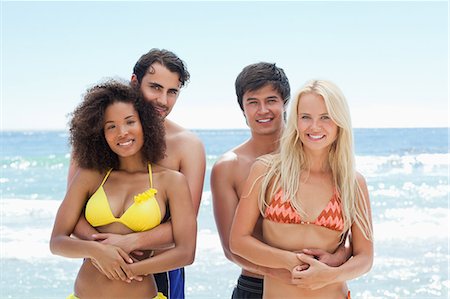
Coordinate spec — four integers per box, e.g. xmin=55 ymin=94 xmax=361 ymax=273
xmin=51 ymin=168 xmax=134 ymax=281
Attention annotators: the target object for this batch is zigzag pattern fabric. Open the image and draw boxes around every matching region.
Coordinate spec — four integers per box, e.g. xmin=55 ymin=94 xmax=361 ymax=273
xmin=264 ymin=189 xmax=344 ymax=231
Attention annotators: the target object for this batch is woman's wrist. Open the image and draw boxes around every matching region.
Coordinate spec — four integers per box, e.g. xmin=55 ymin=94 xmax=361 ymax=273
xmin=285 ymin=251 xmax=299 ymax=271
xmin=132 ymin=260 xmax=150 ymax=277
xmin=86 ymin=240 xmax=103 ymax=259
xmin=327 ymin=264 xmax=341 ymax=284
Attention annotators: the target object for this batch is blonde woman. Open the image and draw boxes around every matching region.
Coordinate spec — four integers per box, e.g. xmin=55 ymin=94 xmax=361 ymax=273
xmin=230 ymin=80 xmax=373 ymax=298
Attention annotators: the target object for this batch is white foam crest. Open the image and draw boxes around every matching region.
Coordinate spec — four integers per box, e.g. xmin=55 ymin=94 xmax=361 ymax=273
xmin=189 ymin=229 xmax=234 ymax=271
xmin=416 ymin=153 xmax=450 ymax=165
xmin=8 ymin=159 xmax=33 ymax=170
xmin=0 ymin=198 xmax=60 ymax=222
xmin=1 ymin=226 xmax=54 ymax=259
xmin=356 ymin=155 xmax=399 ymax=175
xmin=196 ymin=229 xmax=222 ymax=252
xmin=374 ymin=207 xmax=449 ymax=241
xmin=206 ymin=154 xmax=218 ymax=161
xmin=2 ymin=154 xmax=68 ymax=169
xmin=371 ymin=182 xmax=449 ymax=200
xmin=200 ymin=191 xmax=212 ymax=207
xmin=1 ymin=199 xmax=59 ymax=259
xmin=356 ymin=153 xmax=449 ymax=176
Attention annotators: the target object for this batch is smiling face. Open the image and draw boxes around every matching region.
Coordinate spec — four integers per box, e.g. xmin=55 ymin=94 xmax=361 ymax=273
xmin=103 ymin=101 xmax=144 ymax=159
xmin=132 ymin=63 xmax=181 ymax=118
xmin=297 ymin=92 xmax=338 ymax=153
xmin=242 ymin=84 xmax=285 ymax=136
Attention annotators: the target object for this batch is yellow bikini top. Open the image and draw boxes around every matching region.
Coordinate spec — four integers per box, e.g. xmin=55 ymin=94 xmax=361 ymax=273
xmin=85 ymin=164 xmax=161 ymax=232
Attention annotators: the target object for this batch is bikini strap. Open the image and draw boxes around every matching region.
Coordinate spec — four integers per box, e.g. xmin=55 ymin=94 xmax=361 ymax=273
xmin=148 ymin=163 xmax=153 ymax=188
xmin=101 ymin=168 xmax=113 ymax=186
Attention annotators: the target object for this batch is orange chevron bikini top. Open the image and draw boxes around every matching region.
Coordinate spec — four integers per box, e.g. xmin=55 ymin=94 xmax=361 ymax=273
xmin=264 ymin=188 xmax=344 ymax=231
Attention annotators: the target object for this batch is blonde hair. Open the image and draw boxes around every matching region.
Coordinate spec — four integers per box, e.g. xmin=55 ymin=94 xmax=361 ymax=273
xmin=258 ymin=80 xmax=373 ymax=241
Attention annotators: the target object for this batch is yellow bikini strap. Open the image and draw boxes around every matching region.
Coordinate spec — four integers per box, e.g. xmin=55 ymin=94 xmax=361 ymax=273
xmin=148 ymin=163 xmax=153 ymax=188
xmin=101 ymin=168 xmax=113 ymax=186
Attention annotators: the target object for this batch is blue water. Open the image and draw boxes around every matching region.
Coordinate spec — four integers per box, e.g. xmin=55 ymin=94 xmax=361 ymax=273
xmin=1 ymin=128 xmax=449 ymax=298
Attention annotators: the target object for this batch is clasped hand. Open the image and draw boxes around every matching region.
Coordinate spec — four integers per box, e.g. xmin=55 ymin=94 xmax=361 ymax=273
xmin=290 ymin=248 xmax=338 ymax=290
xmin=90 ymin=233 xmax=145 ymax=283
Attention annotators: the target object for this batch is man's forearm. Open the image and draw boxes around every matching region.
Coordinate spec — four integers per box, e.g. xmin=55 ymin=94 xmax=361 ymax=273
xmin=227 ymin=249 xmax=300 ymax=285
xmin=334 ymin=233 xmax=353 ymax=266
xmin=224 ymin=248 xmax=265 ymax=276
xmin=72 ymin=215 xmax=98 ymax=240
xmin=134 ymin=221 xmax=174 ymax=250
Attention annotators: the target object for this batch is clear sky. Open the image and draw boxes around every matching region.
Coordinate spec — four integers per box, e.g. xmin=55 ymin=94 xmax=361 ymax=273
xmin=2 ymin=1 xmax=448 ymax=130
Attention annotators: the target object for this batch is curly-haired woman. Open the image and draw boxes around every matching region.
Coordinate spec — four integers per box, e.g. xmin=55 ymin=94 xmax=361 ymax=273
xmin=50 ymin=80 xmax=196 ymax=299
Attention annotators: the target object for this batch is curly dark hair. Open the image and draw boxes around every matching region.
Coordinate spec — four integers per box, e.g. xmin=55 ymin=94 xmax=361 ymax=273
xmin=69 ymin=79 xmax=166 ymax=171
xmin=133 ymin=48 xmax=190 ymax=88
xmin=235 ymin=62 xmax=291 ymax=112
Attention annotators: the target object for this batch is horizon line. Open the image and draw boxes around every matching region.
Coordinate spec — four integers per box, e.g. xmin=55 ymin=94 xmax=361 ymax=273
xmin=1 ymin=126 xmax=449 ymax=133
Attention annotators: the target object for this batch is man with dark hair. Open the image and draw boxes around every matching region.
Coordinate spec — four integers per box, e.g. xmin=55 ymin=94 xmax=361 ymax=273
xmin=68 ymin=48 xmax=205 ymax=299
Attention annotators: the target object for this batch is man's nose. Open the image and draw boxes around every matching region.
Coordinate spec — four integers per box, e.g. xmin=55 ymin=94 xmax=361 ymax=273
xmin=157 ymin=93 xmax=168 ymax=106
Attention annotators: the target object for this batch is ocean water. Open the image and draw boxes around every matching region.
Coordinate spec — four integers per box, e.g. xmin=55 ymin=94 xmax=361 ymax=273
xmin=0 ymin=128 xmax=448 ymax=299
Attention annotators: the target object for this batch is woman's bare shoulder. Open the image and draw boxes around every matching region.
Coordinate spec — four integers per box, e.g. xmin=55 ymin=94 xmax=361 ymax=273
xmin=73 ymin=167 xmax=104 ymax=185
